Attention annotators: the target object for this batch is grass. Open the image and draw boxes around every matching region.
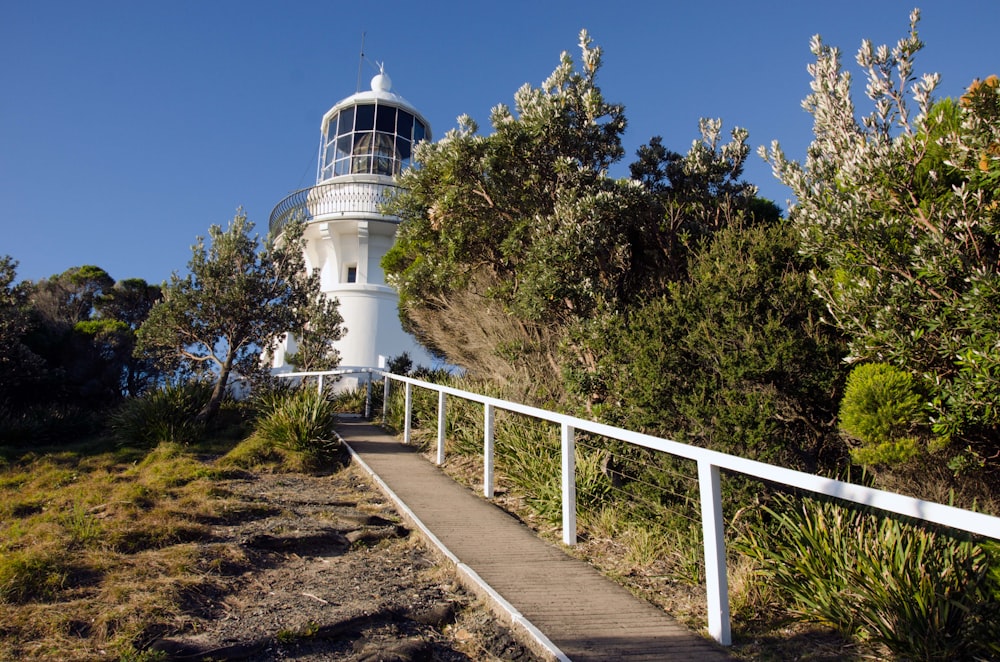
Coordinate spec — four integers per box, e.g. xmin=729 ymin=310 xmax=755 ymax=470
xmin=0 ymin=434 xmax=240 ymax=661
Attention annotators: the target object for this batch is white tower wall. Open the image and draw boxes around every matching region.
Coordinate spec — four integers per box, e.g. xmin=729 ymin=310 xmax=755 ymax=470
xmin=268 ymin=71 xmax=434 ymax=386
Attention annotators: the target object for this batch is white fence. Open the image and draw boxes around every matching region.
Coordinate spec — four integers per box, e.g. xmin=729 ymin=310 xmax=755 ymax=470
xmin=280 ymin=367 xmax=1000 ymax=646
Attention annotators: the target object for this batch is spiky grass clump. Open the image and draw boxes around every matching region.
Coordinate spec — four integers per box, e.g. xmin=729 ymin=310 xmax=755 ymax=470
xmin=737 ymin=492 xmax=1000 ymax=660
xmin=253 ymin=387 xmax=341 ymax=468
xmin=111 ymin=381 xmax=214 ymax=445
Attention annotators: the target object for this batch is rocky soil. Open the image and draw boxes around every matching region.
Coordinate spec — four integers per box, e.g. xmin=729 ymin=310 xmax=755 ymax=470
xmin=147 ymin=468 xmax=543 ymax=661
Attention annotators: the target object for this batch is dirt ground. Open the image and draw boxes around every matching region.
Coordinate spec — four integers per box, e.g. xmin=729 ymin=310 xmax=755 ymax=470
xmin=147 ymin=467 xmax=543 ymax=662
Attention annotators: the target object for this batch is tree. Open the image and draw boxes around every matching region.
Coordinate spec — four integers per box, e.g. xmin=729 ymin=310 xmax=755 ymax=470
xmin=30 ymin=265 xmax=114 ymax=325
xmin=0 ymin=256 xmax=45 ymax=409
xmin=383 ymin=31 xmax=775 ymax=402
xmin=22 ymin=265 xmax=154 ymax=406
xmin=284 ymin=294 xmax=345 ymax=372
xmin=566 ymin=219 xmax=846 ymax=470
xmin=760 ymin=10 xmax=1000 ymax=470
xmin=136 ymin=211 xmax=342 ymax=421
xmin=383 ymin=31 xmax=637 ymax=391
xmin=95 ymin=278 xmax=163 ymax=396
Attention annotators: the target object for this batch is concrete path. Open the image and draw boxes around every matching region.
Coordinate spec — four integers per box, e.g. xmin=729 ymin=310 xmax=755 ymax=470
xmin=336 ymin=419 xmax=731 ymax=662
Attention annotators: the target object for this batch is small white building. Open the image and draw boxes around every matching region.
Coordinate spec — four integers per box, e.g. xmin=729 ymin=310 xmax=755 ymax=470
xmin=269 ymin=70 xmax=434 ymax=380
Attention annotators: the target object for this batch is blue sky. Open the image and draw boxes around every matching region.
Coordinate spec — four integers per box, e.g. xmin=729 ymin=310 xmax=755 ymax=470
xmin=2 ymin=0 xmax=997 ymax=285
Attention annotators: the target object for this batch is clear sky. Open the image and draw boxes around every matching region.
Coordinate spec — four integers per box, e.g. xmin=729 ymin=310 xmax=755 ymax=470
xmin=2 ymin=0 xmax=997 ymax=285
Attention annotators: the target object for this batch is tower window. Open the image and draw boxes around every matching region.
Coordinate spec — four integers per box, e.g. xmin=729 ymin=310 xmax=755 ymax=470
xmin=346 ymin=265 xmax=357 ymax=283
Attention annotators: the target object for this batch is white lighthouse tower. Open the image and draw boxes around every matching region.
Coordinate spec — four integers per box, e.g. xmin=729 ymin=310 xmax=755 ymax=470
xmin=268 ymin=69 xmax=433 ymax=377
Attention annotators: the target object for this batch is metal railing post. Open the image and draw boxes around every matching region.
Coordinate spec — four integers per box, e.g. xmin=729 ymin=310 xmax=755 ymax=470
xmin=382 ymin=373 xmax=390 ymax=423
xmin=404 ymin=382 xmax=413 ymax=444
xmin=561 ymin=423 xmax=577 ymax=546
xmin=317 ymin=374 xmax=324 ymax=395
xmin=698 ymin=460 xmax=731 ymax=646
xmin=483 ymin=403 xmax=495 ymax=498
xmin=364 ymin=372 xmax=372 ymax=419
xmin=436 ymin=389 xmax=446 ymax=466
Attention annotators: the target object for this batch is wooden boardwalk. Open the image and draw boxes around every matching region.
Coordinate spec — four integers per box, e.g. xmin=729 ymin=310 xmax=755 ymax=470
xmin=336 ymin=419 xmax=731 ymax=662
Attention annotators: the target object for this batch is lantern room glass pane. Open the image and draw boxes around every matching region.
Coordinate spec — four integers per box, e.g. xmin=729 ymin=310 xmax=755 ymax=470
xmin=373 ymin=132 xmax=397 ymax=175
xmin=336 ymin=135 xmax=352 ymax=161
xmin=376 ymin=105 xmax=396 ymax=133
xmin=355 ymin=104 xmax=375 ymax=131
xmin=397 ymin=138 xmax=411 ymax=161
xmin=397 ymin=111 xmax=413 ymax=141
xmin=413 ymin=120 xmax=426 ymax=143
xmin=337 ymin=107 xmax=355 ymax=135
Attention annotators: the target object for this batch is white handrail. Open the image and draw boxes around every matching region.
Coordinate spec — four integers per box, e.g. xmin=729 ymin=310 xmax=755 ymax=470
xmin=280 ymin=367 xmax=1000 ymax=646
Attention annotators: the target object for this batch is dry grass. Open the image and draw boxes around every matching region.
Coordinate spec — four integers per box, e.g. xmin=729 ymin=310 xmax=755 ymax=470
xmin=0 ymin=438 xmax=235 ymax=661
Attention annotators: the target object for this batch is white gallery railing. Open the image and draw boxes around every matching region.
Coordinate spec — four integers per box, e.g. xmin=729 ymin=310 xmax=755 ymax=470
xmin=269 ymin=180 xmax=403 ymax=237
xmin=279 ymin=367 xmax=1000 ymax=646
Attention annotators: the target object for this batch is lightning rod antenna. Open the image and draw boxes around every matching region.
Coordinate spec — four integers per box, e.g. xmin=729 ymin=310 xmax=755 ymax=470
xmin=356 ymin=32 xmax=366 ymax=93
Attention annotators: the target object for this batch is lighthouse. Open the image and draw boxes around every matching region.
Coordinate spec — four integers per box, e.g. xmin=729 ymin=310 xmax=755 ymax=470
xmin=268 ymin=69 xmax=433 ymax=377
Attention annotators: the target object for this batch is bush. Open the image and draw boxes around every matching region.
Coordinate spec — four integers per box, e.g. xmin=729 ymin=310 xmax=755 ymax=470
xmin=253 ymin=388 xmax=340 ymax=466
xmin=110 ymin=381 xmax=212 ymax=445
xmin=0 ymin=403 xmax=104 ymax=445
xmin=737 ymin=492 xmax=1000 ymax=659
xmin=839 ymin=363 xmax=926 ymax=466
xmin=566 ymin=219 xmax=846 ymax=472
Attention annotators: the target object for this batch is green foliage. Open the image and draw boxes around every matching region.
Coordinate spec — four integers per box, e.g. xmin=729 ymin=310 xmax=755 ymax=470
xmin=761 ymin=10 xmax=1000 ymax=467
xmin=0 ymin=256 xmax=46 ymax=410
xmin=737 ymin=493 xmax=1000 ymax=660
xmin=29 ymin=264 xmax=114 ymax=325
xmin=110 ymin=381 xmax=213 ymax=445
xmin=284 ymin=294 xmax=345 ymax=372
xmin=136 ymin=211 xmax=342 ymax=421
xmin=568 ymin=219 xmax=846 ymax=470
xmin=217 ymin=433 xmax=284 ymax=469
xmin=253 ymin=387 xmax=341 ymax=466
xmin=331 ymin=382 xmax=373 ymax=417
xmin=839 ymin=363 xmax=926 ymax=466
xmin=0 ymin=549 xmax=68 ymax=604
xmin=386 ymin=352 xmax=414 ymax=376
xmin=382 ymin=31 xmax=656 ymax=389
xmin=1 ymin=259 xmax=162 ymax=422
xmin=383 ymin=31 xmax=776 ymax=408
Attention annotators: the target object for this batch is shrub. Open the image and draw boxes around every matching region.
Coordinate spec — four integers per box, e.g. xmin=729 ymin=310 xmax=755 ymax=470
xmin=566 ymin=219 xmax=846 ymax=472
xmin=253 ymin=388 xmax=340 ymax=466
xmin=839 ymin=363 xmax=926 ymax=466
xmin=0 ymin=403 xmax=104 ymax=445
xmin=111 ymin=381 xmax=212 ymax=445
xmin=737 ymin=492 xmax=1000 ymax=659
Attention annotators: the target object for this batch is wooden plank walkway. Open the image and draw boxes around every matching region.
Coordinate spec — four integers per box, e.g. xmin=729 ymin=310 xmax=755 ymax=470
xmin=336 ymin=419 xmax=731 ymax=662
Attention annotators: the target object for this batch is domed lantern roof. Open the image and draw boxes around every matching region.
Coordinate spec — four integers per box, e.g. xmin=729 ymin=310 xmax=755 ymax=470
xmin=317 ymin=69 xmax=431 ymax=183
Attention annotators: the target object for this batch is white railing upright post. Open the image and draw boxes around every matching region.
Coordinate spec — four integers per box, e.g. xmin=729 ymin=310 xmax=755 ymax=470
xmin=382 ymin=373 xmax=390 ymax=423
xmin=436 ymin=389 xmax=446 ymax=466
xmin=561 ymin=423 xmax=577 ymax=546
xmin=698 ymin=460 xmax=731 ymax=646
xmin=483 ymin=403 xmax=495 ymax=498
xmin=404 ymin=382 xmax=413 ymax=445
xmin=365 ymin=372 xmax=372 ymax=419
xmin=317 ymin=374 xmax=324 ymax=395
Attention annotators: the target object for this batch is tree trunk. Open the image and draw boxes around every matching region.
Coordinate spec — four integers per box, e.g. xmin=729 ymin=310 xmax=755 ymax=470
xmin=198 ymin=354 xmax=233 ymax=422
